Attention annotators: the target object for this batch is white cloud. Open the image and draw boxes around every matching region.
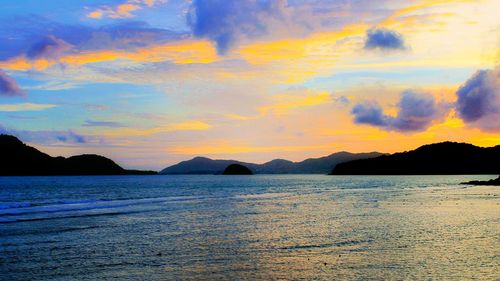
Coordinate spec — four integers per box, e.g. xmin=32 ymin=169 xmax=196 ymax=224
xmin=0 ymin=103 xmax=57 ymax=112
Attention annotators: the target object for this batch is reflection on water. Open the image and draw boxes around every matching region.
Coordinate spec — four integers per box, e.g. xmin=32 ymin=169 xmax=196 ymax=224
xmin=0 ymin=175 xmax=498 ymax=280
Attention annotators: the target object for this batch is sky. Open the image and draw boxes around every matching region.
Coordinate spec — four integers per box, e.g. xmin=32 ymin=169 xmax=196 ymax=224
xmin=0 ymin=0 xmax=499 ymax=170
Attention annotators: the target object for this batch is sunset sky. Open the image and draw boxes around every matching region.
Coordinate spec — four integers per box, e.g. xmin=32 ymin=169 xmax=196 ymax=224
xmin=0 ymin=0 xmax=499 ymax=170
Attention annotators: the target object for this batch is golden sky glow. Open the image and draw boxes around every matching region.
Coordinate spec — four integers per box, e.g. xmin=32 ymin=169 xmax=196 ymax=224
xmin=0 ymin=0 xmax=498 ymax=169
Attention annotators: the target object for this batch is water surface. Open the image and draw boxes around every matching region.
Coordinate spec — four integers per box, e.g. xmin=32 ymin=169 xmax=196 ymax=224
xmin=0 ymin=175 xmax=498 ymax=280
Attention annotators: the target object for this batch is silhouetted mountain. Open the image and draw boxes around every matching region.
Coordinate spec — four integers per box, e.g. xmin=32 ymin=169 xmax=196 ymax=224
xmin=291 ymin=152 xmax=384 ymax=174
xmin=462 ymin=176 xmax=500 ymax=186
xmin=160 ymin=157 xmax=254 ymax=174
xmin=160 ymin=152 xmax=383 ymax=174
xmin=257 ymin=159 xmax=295 ymax=174
xmin=0 ymin=134 xmax=156 ymax=176
xmin=331 ymin=142 xmax=500 ymax=175
xmin=222 ymin=164 xmax=253 ymax=175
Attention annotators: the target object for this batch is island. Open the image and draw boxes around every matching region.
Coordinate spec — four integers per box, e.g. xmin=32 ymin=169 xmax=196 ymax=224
xmin=0 ymin=134 xmax=156 ymax=176
xmin=222 ymin=164 xmax=253 ymax=175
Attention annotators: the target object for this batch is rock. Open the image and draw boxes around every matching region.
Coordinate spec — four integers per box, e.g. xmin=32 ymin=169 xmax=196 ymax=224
xmin=461 ymin=176 xmax=500 ymax=186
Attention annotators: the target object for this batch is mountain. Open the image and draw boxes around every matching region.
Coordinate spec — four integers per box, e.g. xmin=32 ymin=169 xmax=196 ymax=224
xmin=331 ymin=142 xmax=500 ymax=175
xmin=160 ymin=152 xmax=383 ymax=175
xmin=0 ymin=134 xmax=156 ymax=176
xmin=222 ymin=164 xmax=253 ymax=175
xmin=159 ymin=156 xmax=254 ymax=174
xmin=289 ymin=152 xmax=384 ymax=174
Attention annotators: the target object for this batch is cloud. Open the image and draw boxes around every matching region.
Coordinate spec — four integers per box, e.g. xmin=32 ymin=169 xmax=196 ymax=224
xmin=82 ymin=21 xmax=181 ymax=50
xmin=258 ymin=89 xmax=331 ymax=115
xmin=25 ymin=81 xmax=78 ymax=91
xmin=0 ymin=16 xmax=91 ymax=61
xmin=0 ymin=103 xmax=56 ymax=112
xmin=88 ymin=4 xmax=141 ymax=19
xmin=83 ymin=120 xmax=125 ymax=128
xmin=84 ymin=104 xmax=109 ymax=111
xmin=0 ymin=126 xmax=98 ymax=145
xmin=352 ymin=101 xmax=389 ymax=127
xmin=364 ymin=28 xmax=406 ymax=50
xmin=0 ymin=16 xmax=181 ymax=61
xmin=55 ymin=131 xmax=87 ymax=144
xmin=456 ymin=68 xmax=500 ymax=132
xmin=187 ymin=0 xmax=314 ymax=55
xmin=169 ymin=141 xmax=329 ymax=155
xmin=103 ymin=120 xmax=212 ymax=137
xmin=87 ymin=0 xmax=164 ymax=19
xmin=352 ymin=90 xmax=449 ymax=132
xmin=223 ymin=89 xmax=333 ymax=121
xmin=27 ymin=35 xmax=72 ymax=60
xmin=0 ymin=70 xmax=25 ymax=97
xmin=332 ymin=95 xmax=350 ymax=106
xmin=6 ymin=115 xmax=37 ymax=120
xmin=391 ymin=91 xmax=448 ymax=131
xmin=0 ymin=39 xmax=218 ymax=73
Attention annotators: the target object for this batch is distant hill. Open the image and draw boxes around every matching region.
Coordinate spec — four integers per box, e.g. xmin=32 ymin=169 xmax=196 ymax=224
xmin=160 ymin=156 xmax=252 ymax=174
xmin=160 ymin=152 xmax=383 ymax=175
xmin=0 ymin=134 xmax=156 ymax=176
xmin=331 ymin=142 xmax=500 ymax=175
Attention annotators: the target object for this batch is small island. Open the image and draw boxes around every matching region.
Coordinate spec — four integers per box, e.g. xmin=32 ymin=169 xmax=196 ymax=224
xmin=462 ymin=176 xmax=500 ymax=186
xmin=222 ymin=164 xmax=253 ymax=175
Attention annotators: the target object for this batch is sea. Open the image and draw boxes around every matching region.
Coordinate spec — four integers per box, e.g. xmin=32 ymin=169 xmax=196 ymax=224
xmin=0 ymin=175 xmax=498 ymax=280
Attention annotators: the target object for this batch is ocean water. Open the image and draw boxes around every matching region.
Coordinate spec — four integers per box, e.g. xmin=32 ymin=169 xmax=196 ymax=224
xmin=0 ymin=175 xmax=498 ymax=280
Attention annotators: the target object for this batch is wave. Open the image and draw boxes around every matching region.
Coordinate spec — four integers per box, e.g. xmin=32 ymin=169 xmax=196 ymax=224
xmin=277 ymin=239 xmax=373 ymax=251
xmin=0 ymin=202 xmax=31 ymax=209
xmin=0 ymin=196 xmax=198 ymax=218
xmin=0 ymin=210 xmax=139 ymax=224
xmin=59 ymin=199 xmax=100 ymax=205
xmin=233 ymin=192 xmax=292 ymax=199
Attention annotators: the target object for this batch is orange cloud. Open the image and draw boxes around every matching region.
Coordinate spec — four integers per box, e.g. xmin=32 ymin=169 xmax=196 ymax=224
xmin=88 ymin=4 xmax=140 ymax=19
xmin=169 ymin=142 xmax=331 ymax=155
xmin=233 ymin=23 xmax=368 ymax=84
xmin=259 ymin=91 xmax=331 ymax=116
xmin=87 ymin=0 xmax=163 ymax=19
xmin=0 ymin=40 xmax=218 ymax=71
xmin=1 ymin=0 xmax=492 ymax=87
xmin=0 ymin=103 xmax=57 ymax=112
xmin=136 ymin=0 xmax=160 ymax=7
xmin=380 ymin=0 xmax=476 ymax=27
xmin=238 ymin=23 xmax=368 ymax=65
xmin=0 ymin=57 xmax=52 ymax=71
xmin=87 ymin=10 xmax=104 ymax=19
xmin=103 ymin=120 xmax=213 ymax=137
xmin=222 ymin=90 xmax=332 ymax=121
